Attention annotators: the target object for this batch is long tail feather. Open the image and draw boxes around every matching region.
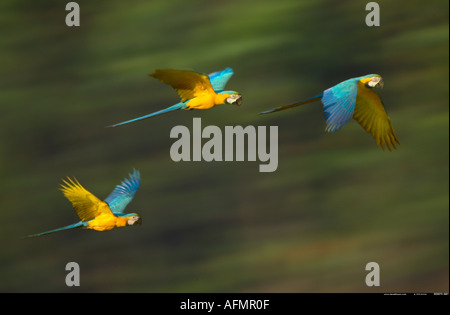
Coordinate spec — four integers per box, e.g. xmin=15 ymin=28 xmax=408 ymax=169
xmin=108 ymin=103 xmax=187 ymax=127
xmin=258 ymin=93 xmax=323 ymax=115
xmin=24 ymin=222 xmax=85 ymax=238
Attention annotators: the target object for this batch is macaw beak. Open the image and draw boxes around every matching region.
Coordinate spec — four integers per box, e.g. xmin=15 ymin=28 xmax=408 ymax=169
xmin=226 ymin=94 xmax=242 ymax=106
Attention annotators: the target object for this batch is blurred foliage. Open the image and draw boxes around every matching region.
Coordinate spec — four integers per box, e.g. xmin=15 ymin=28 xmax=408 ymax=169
xmin=0 ymin=0 xmax=448 ymax=292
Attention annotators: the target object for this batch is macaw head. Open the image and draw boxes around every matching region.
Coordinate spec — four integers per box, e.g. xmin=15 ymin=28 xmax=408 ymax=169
xmin=360 ymin=75 xmax=384 ymax=89
xmin=126 ymin=214 xmax=142 ymax=226
xmin=221 ymin=91 xmax=242 ymax=106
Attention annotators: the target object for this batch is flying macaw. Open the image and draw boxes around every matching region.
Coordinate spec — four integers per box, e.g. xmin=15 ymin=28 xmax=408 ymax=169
xmin=109 ymin=67 xmax=242 ymax=127
xmin=25 ymin=169 xmax=142 ymax=238
xmin=259 ymin=74 xmax=400 ymax=151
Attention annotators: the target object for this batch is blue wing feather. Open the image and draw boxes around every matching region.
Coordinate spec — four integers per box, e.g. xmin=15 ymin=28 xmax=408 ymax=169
xmin=104 ymin=169 xmax=141 ymax=213
xmin=321 ymin=79 xmax=358 ymax=133
xmin=208 ymin=68 xmax=234 ymax=92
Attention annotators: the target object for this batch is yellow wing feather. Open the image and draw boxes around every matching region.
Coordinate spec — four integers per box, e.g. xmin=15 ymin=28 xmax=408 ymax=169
xmin=149 ymin=69 xmax=216 ymax=102
xmin=60 ymin=177 xmax=114 ymax=222
xmin=353 ymin=81 xmax=400 ymax=151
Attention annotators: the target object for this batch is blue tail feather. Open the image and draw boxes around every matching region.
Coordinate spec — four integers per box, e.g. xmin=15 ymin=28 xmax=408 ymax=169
xmin=24 ymin=221 xmax=86 ymax=238
xmin=259 ymin=93 xmax=323 ymax=115
xmin=108 ymin=103 xmax=187 ymax=127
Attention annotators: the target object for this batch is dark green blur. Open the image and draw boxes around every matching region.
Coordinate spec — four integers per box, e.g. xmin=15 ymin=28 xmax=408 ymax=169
xmin=0 ymin=0 xmax=448 ymax=292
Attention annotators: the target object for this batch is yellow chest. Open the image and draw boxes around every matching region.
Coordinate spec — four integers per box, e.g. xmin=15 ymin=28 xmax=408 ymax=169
xmin=186 ymin=93 xmax=228 ymax=109
xmin=87 ymin=213 xmax=127 ymax=231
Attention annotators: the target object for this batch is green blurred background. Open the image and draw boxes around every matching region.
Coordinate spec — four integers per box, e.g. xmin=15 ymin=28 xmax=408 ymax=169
xmin=0 ymin=0 xmax=448 ymax=292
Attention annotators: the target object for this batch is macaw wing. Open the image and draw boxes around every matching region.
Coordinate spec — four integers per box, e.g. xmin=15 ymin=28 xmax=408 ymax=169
xmin=104 ymin=169 xmax=141 ymax=214
xmin=208 ymin=67 xmax=234 ymax=93
xmin=353 ymin=82 xmax=400 ymax=151
xmin=321 ymin=80 xmax=358 ymax=133
xmin=60 ymin=178 xmax=113 ymax=222
xmin=149 ymin=69 xmax=215 ymax=102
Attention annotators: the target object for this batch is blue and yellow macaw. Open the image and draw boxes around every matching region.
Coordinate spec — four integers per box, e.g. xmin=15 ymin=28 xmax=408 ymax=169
xmin=25 ymin=169 xmax=142 ymax=238
xmin=260 ymin=74 xmax=400 ymax=151
xmin=109 ymin=67 xmax=242 ymax=127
